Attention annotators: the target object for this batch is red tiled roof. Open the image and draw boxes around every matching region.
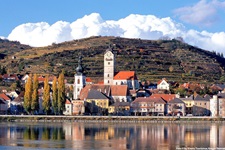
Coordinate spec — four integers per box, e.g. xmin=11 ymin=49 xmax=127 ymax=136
xmin=151 ymin=94 xmax=176 ymax=102
xmin=110 ymin=85 xmax=128 ymax=96
xmin=86 ymin=77 xmax=92 ymax=82
xmin=114 ymin=71 xmax=137 ymax=80
xmin=0 ymin=93 xmax=11 ymax=101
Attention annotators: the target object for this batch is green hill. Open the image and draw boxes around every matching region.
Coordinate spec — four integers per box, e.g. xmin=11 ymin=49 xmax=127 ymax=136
xmin=1 ymin=36 xmax=225 ymax=83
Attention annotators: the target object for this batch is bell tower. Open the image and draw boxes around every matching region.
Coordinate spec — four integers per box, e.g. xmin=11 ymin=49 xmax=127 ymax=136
xmin=104 ymin=46 xmax=115 ymax=85
xmin=73 ymin=56 xmax=86 ymax=99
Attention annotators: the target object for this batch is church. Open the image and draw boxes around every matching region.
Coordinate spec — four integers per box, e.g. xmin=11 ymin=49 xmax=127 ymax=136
xmin=72 ymin=46 xmax=140 ymax=115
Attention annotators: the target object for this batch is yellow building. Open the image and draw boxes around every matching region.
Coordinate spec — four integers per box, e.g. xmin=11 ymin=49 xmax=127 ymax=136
xmin=180 ymin=96 xmax=195 ymax=115
xmin=108 ymin=102 xmax=130 ymax=115
xmin=85 ymin=89 xmax=109 ymax=115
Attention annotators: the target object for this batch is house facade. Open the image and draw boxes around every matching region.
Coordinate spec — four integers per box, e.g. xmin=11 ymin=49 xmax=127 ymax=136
xmin=64 ymin=99 xmax=73 ymax=115
xmin=130 ymin=97 xmax=166 ymax=116
xmin=157 ymin=78 xmax=169 ymax=90
xmin=108 ymin=102 xmax=130 ymax=115
xmin=167 ymin=98 xmax=186 ymax=116
xmin=192 ymin=94 xmax=210 ymax=116
xmin=85 ymin=89 xmax=109 ymax=115
xmin=72 ymin=100 xmax=85 ymax=115
xmin=210 ymin=93 xmax=225 ymax=117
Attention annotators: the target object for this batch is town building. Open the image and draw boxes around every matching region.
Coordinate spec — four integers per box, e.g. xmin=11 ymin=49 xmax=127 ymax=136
xmin=85 ymin=89 xmax=109 ymax=115
xmin=167 ymin=98 xmax=186 ymax=116
xmin=210 ymin=93 xmax=225 ymax=117
xmin=192 ymin=94 xmax=210 ymax=116
xmin=130 ymin=96 xmax=166 ymax=116
xmin=157 ymin=78 xmax=169 ymax=90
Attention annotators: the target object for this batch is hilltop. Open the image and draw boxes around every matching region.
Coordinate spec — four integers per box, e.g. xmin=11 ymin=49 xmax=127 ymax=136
xmin=0 ymin=36 xmax=225 ymax=83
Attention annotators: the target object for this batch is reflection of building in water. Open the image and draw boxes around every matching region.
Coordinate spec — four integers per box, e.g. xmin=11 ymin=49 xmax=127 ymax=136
xmin=184 ymin=124 xmax=210 ymax=147
xmin=210 ymin=124 xmax=218 ymax=148
xmin=63 ymin=122 xmax=73 ymax=140
xmin=72 ymin=123 xmax=84 ymax=140
xmin=210 ymin=124 xmax=225 ymax=148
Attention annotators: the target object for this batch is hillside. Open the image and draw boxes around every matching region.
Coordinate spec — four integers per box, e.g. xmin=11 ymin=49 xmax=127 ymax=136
xmin=0 ymin=36 xmax=225 ymax=83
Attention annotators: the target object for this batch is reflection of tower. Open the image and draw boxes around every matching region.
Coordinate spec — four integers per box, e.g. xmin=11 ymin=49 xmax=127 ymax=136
xmin=104 ymin=46 xmax=115 ymax=85
xmin=210 ymin=124 xmax=218 ymax=148
xmin=73 ymin=56 xmax=86 ymax=100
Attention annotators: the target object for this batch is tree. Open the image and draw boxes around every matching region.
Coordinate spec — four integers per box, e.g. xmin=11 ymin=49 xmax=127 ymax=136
xmin=31 ymin=74 xmax=39 ymax=114
xmin=57 ymin=71 xmax=65 ymax=114
xmin=52 ymin=76 xmax=58 ymax=115
xmin=24 ymin=75 xmax=32 ymax=114
xmin=42 ymin=76 xmax=51 ymax=114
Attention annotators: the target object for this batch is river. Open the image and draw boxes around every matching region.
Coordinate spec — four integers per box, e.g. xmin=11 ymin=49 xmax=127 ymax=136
xmin=0 ymin=122 xmax=224 ymax=150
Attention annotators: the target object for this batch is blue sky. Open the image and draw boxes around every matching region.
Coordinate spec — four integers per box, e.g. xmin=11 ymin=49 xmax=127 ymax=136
xmin=1 ymin=0 xmax=225 ymax=54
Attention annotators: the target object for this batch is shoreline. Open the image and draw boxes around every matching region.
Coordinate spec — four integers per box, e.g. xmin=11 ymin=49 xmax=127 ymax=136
xmin=1 ymin=115 xmax=225 ymax=123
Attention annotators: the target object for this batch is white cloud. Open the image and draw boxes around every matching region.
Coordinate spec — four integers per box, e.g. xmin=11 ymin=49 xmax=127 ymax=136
xmin=7 ymin=13 xmax=225 ymax=55
xmin=0 ymin=36 xmax=6 ymax=39
xmin=174 ymin=0 xmax=225 ymax=27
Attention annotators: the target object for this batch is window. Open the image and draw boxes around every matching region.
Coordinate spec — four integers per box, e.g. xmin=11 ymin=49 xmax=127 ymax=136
xmin=108 ymin=80 xmax=109 ymax=83
xmin=77 ymin=88 xmax=79 ymax=92
xmin=77 ymin=79 xmax=80 ymax=84
xmin=107 ymin=74 xmax=109 ymax=77
xmin=108 ymin=62 xmax=110 ymax=65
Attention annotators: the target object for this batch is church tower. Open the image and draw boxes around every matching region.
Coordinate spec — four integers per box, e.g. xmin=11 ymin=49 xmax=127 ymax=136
xmin=73 ymin=56 xmax=86 ymax=100
xmin=104 ymin=46 xmax=115 ymax=85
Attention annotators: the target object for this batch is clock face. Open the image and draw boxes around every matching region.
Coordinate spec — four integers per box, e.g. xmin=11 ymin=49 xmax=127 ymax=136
xmin=107 ymin=52 xmax=112 ymax=57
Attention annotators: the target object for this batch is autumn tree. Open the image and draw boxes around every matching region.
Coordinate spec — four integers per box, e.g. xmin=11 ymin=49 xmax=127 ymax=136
xmin=31 ymin=74 xmax=39 ymax=114
xmin=57 ymin=71 xmax=65 ymax=114
xmin=42 ymin=76 xmax=51 ymax=114
xmin=24 ymin=75 xmax=32 ymax=114
xmin=52 ymin=76 xmax=58 ymax=115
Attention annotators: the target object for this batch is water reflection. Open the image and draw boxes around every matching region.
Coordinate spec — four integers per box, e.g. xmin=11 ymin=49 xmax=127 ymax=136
xmin=0 ymin=122 xmax=225 ymax=149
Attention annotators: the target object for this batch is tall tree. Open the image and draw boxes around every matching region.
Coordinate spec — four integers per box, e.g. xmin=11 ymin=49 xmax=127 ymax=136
xmin=57 ymin=71 xmax=65 ymax=114
xmin=24 ymin=75 xmax=32 ymax=114
xmin=42 ymin=76 xmax=51 ymax=114
xmin=31 ymin=74 xmax=39 ymax=114
xmin=52 ymin=76 xmax=58 ymax=115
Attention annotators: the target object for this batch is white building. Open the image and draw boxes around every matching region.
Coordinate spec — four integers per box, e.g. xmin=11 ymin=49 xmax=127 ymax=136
xmin=103 ymin=46 xmax=139 ymax=90
xmin=210 ymin=93 xmax=225 ymax=117
xmin=157 ymin=78 xmax=169 ymax=90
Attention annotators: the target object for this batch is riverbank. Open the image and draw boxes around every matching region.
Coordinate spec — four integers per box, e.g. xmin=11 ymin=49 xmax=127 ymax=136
xmin=1 ymin=115 xmax=225 ymax=123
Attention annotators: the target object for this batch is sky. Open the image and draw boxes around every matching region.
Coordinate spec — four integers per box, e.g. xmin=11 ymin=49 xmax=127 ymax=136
xmin=0 ymin=0 xmax=225 ymax=54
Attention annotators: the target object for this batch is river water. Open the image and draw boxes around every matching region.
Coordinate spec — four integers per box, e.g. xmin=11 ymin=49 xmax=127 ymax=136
xmin=0 ymin=121 xmax=225 ymax=150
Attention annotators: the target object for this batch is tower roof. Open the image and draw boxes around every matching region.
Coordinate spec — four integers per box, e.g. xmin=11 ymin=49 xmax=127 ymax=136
xmin=76 ymin=56 xmax=84 ymax=75
xmin=104 ymin=45 xmax=113 ymax=54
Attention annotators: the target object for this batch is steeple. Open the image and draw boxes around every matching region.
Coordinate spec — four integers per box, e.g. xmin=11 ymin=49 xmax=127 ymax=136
xmin=73 ymin=55 xmax=86 ymax=100
xmin=76 ymin=56 xmax=84 ymax=75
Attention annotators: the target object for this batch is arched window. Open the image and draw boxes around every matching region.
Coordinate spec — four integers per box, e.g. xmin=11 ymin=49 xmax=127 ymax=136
xmin=108 ymin=80 xmax=109 ymax=83
xmin=107 ymin=74 xmax=109 ymax=77
xmin=77 ymin=79 xmax=80 ymax=84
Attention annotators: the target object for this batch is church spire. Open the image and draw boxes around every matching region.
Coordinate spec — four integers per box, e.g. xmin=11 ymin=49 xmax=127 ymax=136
xmin=76 ymin=56 xmax=84 ymax=75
